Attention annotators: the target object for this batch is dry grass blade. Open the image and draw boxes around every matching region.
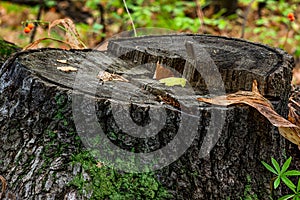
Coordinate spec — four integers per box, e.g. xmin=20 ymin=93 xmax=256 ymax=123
xmin=48 ymin=18 xmax=86 ymax=49
xmin=197 ymin=80 xmax=300 ymax=146
xmin=0 ymin=175 xmax=7 ymax=199
xmin=23 ymin=37 xmax=73 ymax=50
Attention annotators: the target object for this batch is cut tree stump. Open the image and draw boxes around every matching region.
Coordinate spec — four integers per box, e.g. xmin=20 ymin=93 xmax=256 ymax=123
xmin=0 ymin=34 xmax=296 ymax=199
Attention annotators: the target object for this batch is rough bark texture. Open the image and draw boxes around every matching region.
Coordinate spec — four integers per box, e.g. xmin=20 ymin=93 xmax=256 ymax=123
xmin=0 ymin=34 xmax=296 ymax=199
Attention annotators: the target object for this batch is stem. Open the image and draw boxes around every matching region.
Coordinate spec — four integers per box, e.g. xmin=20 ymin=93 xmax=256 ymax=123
xmin=194 ymin=0 xmax=205 ymax=33
xmin=282 ymin=23 xmax=291 ymax=49
xmin=241 ymin=0 xmax=255 ymax=38
xmin=30 ymin=0 xmax=44 ymax=43
xmin=123 ymin=0 xmax=137 ymax=37
xmin=270 ymin=176 xmax=277 ymax=198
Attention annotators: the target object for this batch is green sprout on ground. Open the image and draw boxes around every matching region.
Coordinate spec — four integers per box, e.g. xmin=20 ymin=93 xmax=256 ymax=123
xmin=262 ymin=157 xmax=300 ymax=200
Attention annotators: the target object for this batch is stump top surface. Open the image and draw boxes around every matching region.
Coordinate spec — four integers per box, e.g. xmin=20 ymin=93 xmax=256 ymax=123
xmin=6 ymin=34 xmax=293 ymax=106
xmin=108 ymin=34 xmax=286 ymax=76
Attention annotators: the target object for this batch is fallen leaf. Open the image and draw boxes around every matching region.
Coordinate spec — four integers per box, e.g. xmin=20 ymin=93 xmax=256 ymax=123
xmin=0 ymin=175 xmax=7 ymax=199
xmin=157 ymin=95 xmax=180 ymax=108
xmin=57 ymin=66 xmax=77 ymax=72
xmin=153 ymin=61 xmax=174 ymax=80
xmin=197 ymin=80 xmax=300 ymax=146
xmin=97 ymin=70 xmax=129 ymax=82
xmin=159 ymin=77 xmax=187 ymax=87
xmin=292 ymin=68 xmax=300 ymax=85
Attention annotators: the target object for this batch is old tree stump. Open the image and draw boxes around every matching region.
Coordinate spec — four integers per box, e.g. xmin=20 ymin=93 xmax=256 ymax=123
xmin=0 ymin=35 xmax=296 ymax=199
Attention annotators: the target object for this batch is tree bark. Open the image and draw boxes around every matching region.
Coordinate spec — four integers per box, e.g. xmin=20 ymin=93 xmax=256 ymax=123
xmin=0 ymin=34 xmax=295 ymax=199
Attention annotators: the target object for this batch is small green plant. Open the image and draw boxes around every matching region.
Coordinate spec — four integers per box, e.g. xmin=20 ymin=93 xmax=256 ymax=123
xmin=261 ymin=157 xmax=300 ymax=200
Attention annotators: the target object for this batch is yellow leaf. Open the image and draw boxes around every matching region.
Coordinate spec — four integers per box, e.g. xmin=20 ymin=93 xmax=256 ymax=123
xmin=159 ymin=77 xmax=187 ymax=87
xmin=197 ymin=80 xmax=300 ymax=147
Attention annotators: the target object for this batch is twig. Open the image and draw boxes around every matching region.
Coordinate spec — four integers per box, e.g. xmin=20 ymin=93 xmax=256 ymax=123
xmin=194 ymin=0 xmax=205 ymax=33
xmin=241 ymin=0 xmax=255 ymax=38
xmin=122 ymin=0 xmax=137 ymax=37
xmin=282 ymin=23 xmax=291 ymax=49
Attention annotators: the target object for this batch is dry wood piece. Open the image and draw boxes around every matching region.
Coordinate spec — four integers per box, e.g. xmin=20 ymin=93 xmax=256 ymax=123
xmin=0 ymin=175 xmax=7 ymax=199
xmin=57 ymin=66 xmax=78 ymax=72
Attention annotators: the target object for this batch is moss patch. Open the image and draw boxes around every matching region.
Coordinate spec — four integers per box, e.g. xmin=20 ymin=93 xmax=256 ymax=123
xmin=0 ymin=39 xmax=20 ymax=63
xmin=70 ymin=150 xmax=172 ymax=199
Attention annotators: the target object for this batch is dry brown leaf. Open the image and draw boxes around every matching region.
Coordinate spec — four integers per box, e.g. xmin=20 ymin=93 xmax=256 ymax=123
xmin=97 ymin=70 xmax=129 ymax=82
xmin=153 ymin=61 xmax=175 ymax=80
xmin=57 ymin=66 xmax=77 ymax=72
xmin=288 ymin=99 xmax=300 ymax=127
xmin=0 ymin=175 xmax=7 ymax=199
xmin=197 ymin=80 xmax=300 ymax=146
xmin=48 ymin=18 xmax=85 ymax=49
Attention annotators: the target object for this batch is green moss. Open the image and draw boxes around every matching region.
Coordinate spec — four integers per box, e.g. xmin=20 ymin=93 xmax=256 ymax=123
xmin=242 ymin=174 xmax=259 ymax=200
xmin=0 ymin=39 xmax=20 ymax=62
xmin=69 ymin=150 xmax=172 ymax=199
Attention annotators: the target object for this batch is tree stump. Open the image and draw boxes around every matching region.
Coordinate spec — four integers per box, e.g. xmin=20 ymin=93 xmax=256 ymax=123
xmin=0 ymin=34 xmax=295 ymax=199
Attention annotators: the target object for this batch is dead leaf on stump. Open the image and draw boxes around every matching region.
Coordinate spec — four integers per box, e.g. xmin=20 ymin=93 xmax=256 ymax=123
xmin=197 ymin=80 xmax=300 ymax=147
xmin=97 ymin=70 xmax=129 ymax=82
xmin=0 ymin=175 xmax=7 ymax=199
xmin=153 ymin=61 xmax=174 ymax=80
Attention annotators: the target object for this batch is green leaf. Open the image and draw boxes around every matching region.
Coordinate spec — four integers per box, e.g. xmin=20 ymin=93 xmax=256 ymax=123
xmin=282 ymin=157 xmax=292 ymax=173
xmin=297 ymin=178 xmax=300 ymax=192
xmin=278 ymin=194 xmax=295 ymax=200
xmin=274 ymin=177 xmax=281 ymax=189
xmin=284 ymin=170 xmax=300 ymax=176
xmin=159 ymin=77 xmax=187 ymax=87
xmin=261 ymin=161 xmax=278 ymax=175
xmin=282 ymin=176 xmax=296 ymax=191
xmin=272 ymin=158 xmax=281 ymax=174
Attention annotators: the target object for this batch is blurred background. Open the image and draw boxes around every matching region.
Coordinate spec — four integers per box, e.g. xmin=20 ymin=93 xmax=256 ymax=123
xmin=0 ymin=0 xmax=300 ymax=78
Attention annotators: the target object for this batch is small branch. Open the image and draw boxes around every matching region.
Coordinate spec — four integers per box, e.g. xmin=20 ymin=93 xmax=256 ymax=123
xmin=241 ymin=0 xmax=255 ymax=38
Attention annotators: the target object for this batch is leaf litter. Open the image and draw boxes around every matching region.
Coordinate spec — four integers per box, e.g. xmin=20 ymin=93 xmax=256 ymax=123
xmin=197 ymin=80 xmax=300 ymax=147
